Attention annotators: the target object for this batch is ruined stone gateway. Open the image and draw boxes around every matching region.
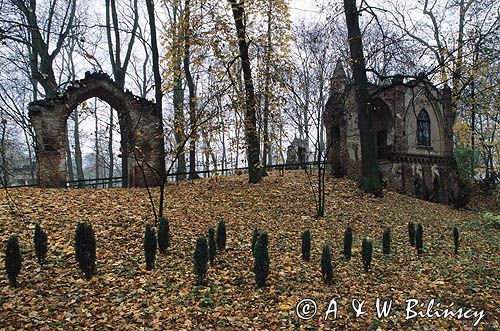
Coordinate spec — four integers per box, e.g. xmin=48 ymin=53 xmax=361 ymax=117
xmin=29 ymin=72 xmax=165 ymax=188
xmin=324 ymin=63 xmax=459 ymax=203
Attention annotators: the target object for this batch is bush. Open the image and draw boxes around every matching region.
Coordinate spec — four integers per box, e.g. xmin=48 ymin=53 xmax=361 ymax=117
xmin=320 ymin=243 xmax=333 ymax=285
xmin=453 ymin=227 xmax=459 ymax=254
xmin=382 ymin=228 xmax=391 ymax=255
xmin=343 ymin=226 xmax=353 ymax=260
xmin=253 ymin=232 xmax=270 ymax=287
xmin=34 ymin=224 xmax=48 ymax=265
xmin=208 ymin=227 xmax=216 ymax=266
xmin=74 ymin=222 xmax=96 ymax=279
xmin=301 ymin=230 xmax=311 ymax=262
xmin=5 ymin=235 xmax=22 ymax=288
xmin=251 ymin=228 xmax=259 ymax=254
xmin=193 ymin=236 xmax=208 ymax=285
xmin=361 ymin=239 xmax=373 ymax=272
xmin=408 ymin=222 xmax=416 ymax=247
xmin=454 ymin=143 xmax=476 ymax=181
xmin=157 ymin=217 xmax=170 ymax=255
xmin=451 ymin=178 xmax=472 ymax=208
xmin=144 ymin=224 xmax=157 ymax=270
xmin=416 ymin=224 xmax=424 ymax=254
xmin=216 ymin=220 xmax=226 ymax=251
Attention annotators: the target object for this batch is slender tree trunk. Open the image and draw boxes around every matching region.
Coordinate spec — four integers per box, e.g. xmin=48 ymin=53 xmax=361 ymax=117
xmin=95 ymin=98 xmax=100 ymax=188
xmin=183 ymin=0 xmax=200 ymax=179
xmin=73 ymin=111 xmax=85 ymax=187
xmin=145 ymin=0 xmax=166 ymax=221
xmin=343 ymin=0 xmax=382 ymax=196
xmin=229 ymin=0 xmax=262 ymax=183
xmin=66 ymin=125 xmax=75 ymax=182
xmin=108 ymin=106 xmax=114 ymax=187
xmin=0 ymin=118 xmax=7 ymax=186
xmin=172 ymin=4 xmax=187 ymax=181
xmin=261 ymin=1 xmax=272 ymax=176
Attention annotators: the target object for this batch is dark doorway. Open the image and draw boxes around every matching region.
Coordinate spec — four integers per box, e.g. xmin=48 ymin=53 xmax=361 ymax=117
xmin=377 ymin=130 xmax=388 ymax=160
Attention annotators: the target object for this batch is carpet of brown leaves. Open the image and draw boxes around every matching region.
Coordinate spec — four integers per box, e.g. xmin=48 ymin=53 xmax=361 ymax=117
xmin=0 ymin=171 xmax=499 ymax=330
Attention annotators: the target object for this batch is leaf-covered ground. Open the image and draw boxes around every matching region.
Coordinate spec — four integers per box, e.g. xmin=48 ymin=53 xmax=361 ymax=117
xmin=0 ymin=171 xmax=499 ymax=330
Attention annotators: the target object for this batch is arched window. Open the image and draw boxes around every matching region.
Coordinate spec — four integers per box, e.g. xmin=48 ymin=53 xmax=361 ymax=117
xmin=417 ymin=109 xmax=431 ymax=146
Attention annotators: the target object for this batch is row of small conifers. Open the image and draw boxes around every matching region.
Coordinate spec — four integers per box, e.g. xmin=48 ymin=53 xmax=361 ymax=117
xmin=3 ymin=220 xmax=460 ymax=288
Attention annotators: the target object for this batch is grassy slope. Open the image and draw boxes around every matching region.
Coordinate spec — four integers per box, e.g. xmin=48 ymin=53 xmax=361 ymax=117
xmin=0 ymin=172 xmax=498 ymax=330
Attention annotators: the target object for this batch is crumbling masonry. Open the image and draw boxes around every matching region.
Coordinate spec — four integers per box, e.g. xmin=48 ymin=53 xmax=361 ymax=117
xmin=29 ymin=72 xmax=164 ymax=188
xmin=324 ymin=62 xmax=459 ymax=203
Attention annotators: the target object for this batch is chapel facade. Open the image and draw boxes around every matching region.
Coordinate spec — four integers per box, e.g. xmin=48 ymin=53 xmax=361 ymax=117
xmin=324 ymin=62 xmax=459 ymax=203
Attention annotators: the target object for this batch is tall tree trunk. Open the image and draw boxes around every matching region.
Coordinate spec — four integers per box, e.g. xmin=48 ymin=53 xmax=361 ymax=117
xmin=73 ymin=111 xmax=85 ymax=187
xmin=108 ymin=106 xmax=114 ymax=187
xmin=343 ymin=0 xmax=382 ymax=196
xmin=183 ymin=0 xmax=200 ymax=179
xmin=261 ymin=1 xmax=272 ymax=176
xmin=145 ymin=0 xmax=166 ymax=221
xmin=0 ymin=117 xmax=7 ymax=186
xmin=66 ymin=125 xmax=75 ymax=182
xmin=105 ymin=0 xmax=139 ymax=188
xmin=94 ymin=98 xmax=100 ymax=187
xmin=229 ymin=0 xmax=262 ymax=183
xmin=172 ymin=4 xmax=187 ymax=181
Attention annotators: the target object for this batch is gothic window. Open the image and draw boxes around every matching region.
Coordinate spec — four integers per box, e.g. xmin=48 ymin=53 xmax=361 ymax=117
xmin=417 ymin=109 xmax=431 ymax=146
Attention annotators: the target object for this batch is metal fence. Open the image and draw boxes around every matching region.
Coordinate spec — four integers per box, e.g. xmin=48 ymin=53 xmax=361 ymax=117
xmin=2 ymin=161 xmax=330 ymax=189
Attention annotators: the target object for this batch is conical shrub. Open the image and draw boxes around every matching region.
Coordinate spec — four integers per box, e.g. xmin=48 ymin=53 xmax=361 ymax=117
xmin=382 ymin=228 xmax=391 ymax=255
xmin=453 ymin=227 xmax=459 ymax=254
xmin=416 ymin=224 xmax=424 ymax=254
xmin=216 ymin=220 xmax=226 ymax=251
xmin=253 ymin=232 xmax=270 ymax=287
xmin=343 ymin=226 xmax=353 ymax=260
xmin=301 ymin=230 xmax=311 ymax=262
xmin=361 ymin=239 xmax=373 ymax=272
xmin=157 ymin=217 xmax=170 ymax=255
xmin=34 ymin=223 xmax=48 ymax=265
xmin=208 ymin=227 xmax=216 ymax=265
xmin=74 ymin=222 xmax=96 ymax=279
xmin=321 ymin=243 xmax=333 ymax=285
xmin=193 ymin=236 xmax=209 ymax=285
xmin=5 ymin=235 xmax=22 ymax=288
xmin=251 ymin=228 xmax=259 ymax=254
xmin=408 ymin=222 xmax=416 ymax=246
xmin=144 ymin=224 xmax=157 ymax=270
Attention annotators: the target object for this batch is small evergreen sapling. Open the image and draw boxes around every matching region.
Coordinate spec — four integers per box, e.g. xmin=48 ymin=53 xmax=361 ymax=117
xmin=251 ymin=228 xmax=260 ymax=255
xmin=193 ymin=236 xmax=209 ymax=285
xmin=408 ymin=222 xmax=416 ymax=246
xmin=253 ymin=232 xmax=270 ymax=287
xmin=301 ymin=230 xmax=311 ymax=262
xmin=74 ymin=222 xmax=96 ymax=279
xmin=320 ymin=243 xmax=333 ymax=285
xmin=208 ymin=227 xmax=217 ymax=265
xmin=5 ymin=235 xmax=22 ymax=288
xmin=453 ymin=227 xmax=459 ymax=254
xmin=416 ymin=224 xmax=424 ymax=254
xmin=34 ymin=223 xmax=48 ymax=265
xmin=157 ymin=217 xmax=170 ymax=255
xmin=343 ymin=226 xmax=353 ymax=260
xmin=216 ymin=220 xmax=226 ymax=251
xmin=361 ymin=239 xmax=373 ymax=272
xmin=382 ymin=228 xmax=391 ymax=255
xmin=144 ymin=224 xmax=157 ymax=270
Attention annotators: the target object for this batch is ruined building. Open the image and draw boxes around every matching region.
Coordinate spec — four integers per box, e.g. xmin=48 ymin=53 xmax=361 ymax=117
xmin=29 ymin=72 xmax=164 ymax=188
xmin=324 ymin=62 xmax=459 ymax=203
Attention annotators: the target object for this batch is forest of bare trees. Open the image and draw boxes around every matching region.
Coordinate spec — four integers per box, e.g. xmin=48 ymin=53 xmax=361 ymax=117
xmin=0 ymin=0 xmax=498 ymax=191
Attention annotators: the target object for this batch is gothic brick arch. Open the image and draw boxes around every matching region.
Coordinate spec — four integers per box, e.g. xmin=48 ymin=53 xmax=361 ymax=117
xmin=28 ymin=72 xmax=165 ymax=188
